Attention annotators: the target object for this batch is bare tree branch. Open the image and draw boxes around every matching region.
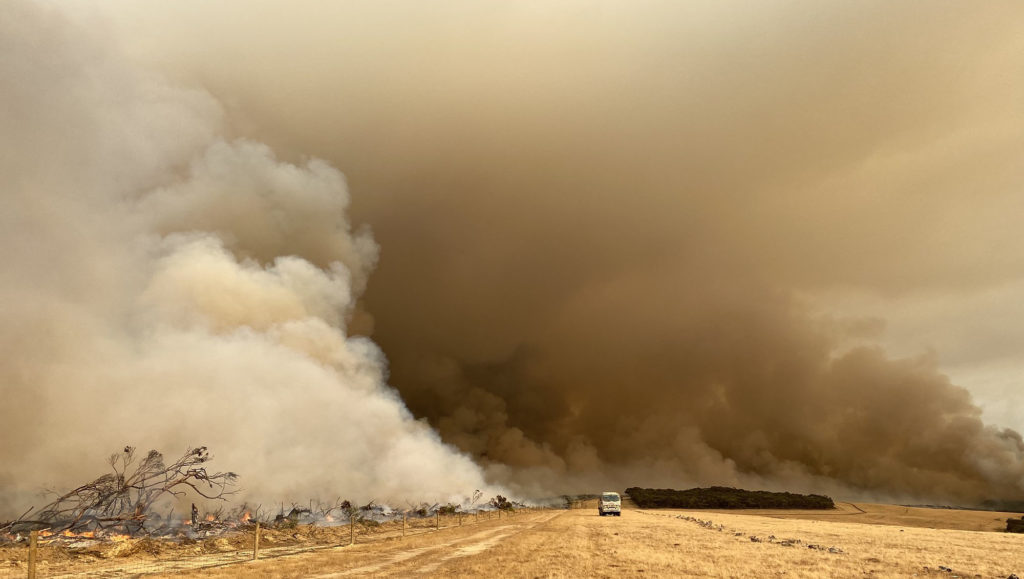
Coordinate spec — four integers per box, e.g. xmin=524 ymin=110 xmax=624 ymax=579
xmin=2 ymin=446 xmax=237 ymax=535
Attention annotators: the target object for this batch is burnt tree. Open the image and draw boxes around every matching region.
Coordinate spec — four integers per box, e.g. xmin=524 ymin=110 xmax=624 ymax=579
xmin=4 ymin=446 xmax=237 ymax=535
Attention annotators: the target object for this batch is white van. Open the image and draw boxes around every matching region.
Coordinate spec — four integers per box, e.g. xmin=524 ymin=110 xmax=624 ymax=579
xmin=598 ymin=491 xmax=621 ymax=516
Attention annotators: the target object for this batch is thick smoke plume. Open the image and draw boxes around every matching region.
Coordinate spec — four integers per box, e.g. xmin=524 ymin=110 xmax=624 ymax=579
xmin=87 ymin=1 xmax=1024 ymax=504
xmin=7 ymin=1 xmax=1024 ymax=508
xmin=0 ymin=1 xmax=492 ymax=518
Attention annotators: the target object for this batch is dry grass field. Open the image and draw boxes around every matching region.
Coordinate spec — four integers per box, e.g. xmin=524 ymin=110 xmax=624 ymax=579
xmin=158 ymin=503 xmax=1024 ymax=578
xmin=698 ymin=501 xmax=1018 ymax=532
xmin=5 ymin=503 xmax=1023 ymax=577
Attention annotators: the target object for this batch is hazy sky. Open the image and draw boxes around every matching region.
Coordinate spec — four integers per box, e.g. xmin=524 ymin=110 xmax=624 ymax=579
xmin=7 ymin=1 xmax=1024 ymax=505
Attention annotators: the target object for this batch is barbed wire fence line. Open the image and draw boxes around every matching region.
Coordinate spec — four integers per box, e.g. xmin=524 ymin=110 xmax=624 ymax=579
xmin=1 ymin=507 xmax=542 ymax=578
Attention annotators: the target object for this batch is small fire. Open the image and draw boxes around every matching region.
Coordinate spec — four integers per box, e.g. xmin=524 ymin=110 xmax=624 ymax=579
xmin=205 ymin=514 xmax=216 ymax=522
xmin=325 ymin=514 xmax=334 ymax=522
xmin=38 ymin=529 xmax=98 ymax=540
xmin=184 ymin=519 xmax=192 ymax=525
xmin=240 ymin=511 xmax=252 ymax=523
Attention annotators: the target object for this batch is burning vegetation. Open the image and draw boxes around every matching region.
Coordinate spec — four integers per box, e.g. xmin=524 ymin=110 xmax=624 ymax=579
xmin=0 ymin=445 xmax=518 ymax=556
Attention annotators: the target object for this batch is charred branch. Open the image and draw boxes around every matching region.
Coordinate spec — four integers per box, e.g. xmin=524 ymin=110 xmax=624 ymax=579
xmin=1 ymin=446 xmax=237 ymax=536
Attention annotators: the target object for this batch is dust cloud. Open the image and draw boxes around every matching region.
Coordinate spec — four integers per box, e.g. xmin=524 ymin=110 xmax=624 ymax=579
xmin=0 ymin=1 xmax=493 ymax=518
xmin=6 ymin=1 xmax=1024 ymax=508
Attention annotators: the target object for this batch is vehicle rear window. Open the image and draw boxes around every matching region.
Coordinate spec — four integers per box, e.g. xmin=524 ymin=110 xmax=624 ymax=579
xmin=602 ymin=494 xmax=619 ymax=501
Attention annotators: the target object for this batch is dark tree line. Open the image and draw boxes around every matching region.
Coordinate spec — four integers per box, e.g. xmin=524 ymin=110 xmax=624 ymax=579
xmin=626 ymin=486 xmax=835 ymax=510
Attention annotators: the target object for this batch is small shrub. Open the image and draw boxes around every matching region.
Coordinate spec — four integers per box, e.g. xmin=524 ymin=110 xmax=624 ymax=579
xmin=489 ymin=495 xmax=512 ymax=510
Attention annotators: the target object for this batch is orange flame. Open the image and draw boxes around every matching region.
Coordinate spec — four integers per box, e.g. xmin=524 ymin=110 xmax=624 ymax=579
xmin=205 ymin=514 xmax=216 ymax=522
xmin=38 ymin=529 xmax=98 ymax=540
xmin=241 ymin=511 xmax=252 ymax=522
xmin=325 ymin=514 xmax=334 ymax=522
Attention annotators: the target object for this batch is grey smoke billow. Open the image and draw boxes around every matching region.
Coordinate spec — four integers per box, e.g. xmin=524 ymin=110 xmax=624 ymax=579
xmin=0 ymin=1 xmax=493 ymax=517
xmin=7 ymin=0 xmax=1024 ymax=507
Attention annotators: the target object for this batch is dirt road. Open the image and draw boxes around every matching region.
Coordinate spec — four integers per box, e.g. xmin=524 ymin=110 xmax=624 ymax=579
xmin=140 ymin=506 xmax=1024 ymax=578
xmin=150 ymin=510 xmax=568 ymax=578
xmin=310 ymin=512 xmax=561 ymax=578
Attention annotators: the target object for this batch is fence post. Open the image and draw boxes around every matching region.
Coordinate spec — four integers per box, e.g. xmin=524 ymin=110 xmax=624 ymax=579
xmin=350 ymin=515 xmax=355 ymax=546
xmin=252 ymin=522 xmax=261 ymax=561
xmin=402 ymin=512 xmax=407 ymax=539
xmin=28 ymin=530 xmax=38 ymax=579
xmin=475 ymin=511 xmax=479 ymax=524
xmin=459 ymin=513 xmax=462 ymax=526
xmin=435 ymin=511 xmax=439 ymax=530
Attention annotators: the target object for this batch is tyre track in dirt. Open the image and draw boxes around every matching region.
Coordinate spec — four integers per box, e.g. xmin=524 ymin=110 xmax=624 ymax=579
xmin=41 ymin=514 xmax=551 ymax=577
xmin=313 ymin=510 xmax=562 ymax=577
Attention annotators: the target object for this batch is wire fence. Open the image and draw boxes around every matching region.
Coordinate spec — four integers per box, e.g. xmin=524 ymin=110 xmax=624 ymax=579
xmin=0 ymin=508 xmax=541 ymax=578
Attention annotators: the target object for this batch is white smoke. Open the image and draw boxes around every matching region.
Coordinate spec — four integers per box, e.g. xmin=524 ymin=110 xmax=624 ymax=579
xmin=0 ymin=0 xmax=493 ymax=516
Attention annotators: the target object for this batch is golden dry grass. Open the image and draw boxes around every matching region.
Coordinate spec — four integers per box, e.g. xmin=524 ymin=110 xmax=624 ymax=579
xmin=4 ymin=506 xmax=1023 ymax=577
xmin=154 ymin=506 xmax=1024 ymax=578
xmin=697 ymin=501 xmax=1019 ymax=532
xmin=0 ymin=511 xmax=499 ymax=578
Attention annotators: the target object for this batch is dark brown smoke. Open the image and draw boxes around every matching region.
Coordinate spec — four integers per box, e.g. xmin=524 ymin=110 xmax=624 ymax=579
xmin=65 ymin=1 xmax=1024 ymax=502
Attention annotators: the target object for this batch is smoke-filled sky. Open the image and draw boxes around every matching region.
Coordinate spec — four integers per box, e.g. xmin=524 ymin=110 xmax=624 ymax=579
xmin=4 ymin=1 xmax=1024 ymax=510
xmin=0 ymin=0 xmax=495 ymax=517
